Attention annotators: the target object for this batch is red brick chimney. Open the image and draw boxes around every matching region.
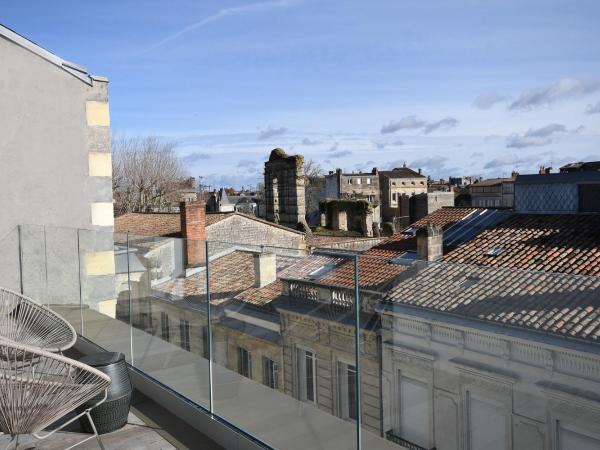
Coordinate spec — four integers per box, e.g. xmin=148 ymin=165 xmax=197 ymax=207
xmin=180 ymin=200 xmax=206 ymax=267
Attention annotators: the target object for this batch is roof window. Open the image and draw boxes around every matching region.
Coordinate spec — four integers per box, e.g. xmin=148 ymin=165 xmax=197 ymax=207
xmin=485 ymin=247 xmax=504 ymax=257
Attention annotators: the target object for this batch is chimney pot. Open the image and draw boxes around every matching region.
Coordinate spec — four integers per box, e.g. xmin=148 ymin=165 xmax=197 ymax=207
xmin=180 ymin=200 xmax=206 ymax=268
xmin=254 ymin=252 xmax=277 ymax=287
xmin=416 ymin=223 xmax=443 ymax=262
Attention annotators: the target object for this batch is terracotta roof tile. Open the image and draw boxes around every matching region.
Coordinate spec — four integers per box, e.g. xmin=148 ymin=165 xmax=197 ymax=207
xmin=153 ymin=251 xmax=299 ymax=306
xmin=315 ymin=207 xmax=483 ymax=289
xmin=115 ymin=213 xmax=180 ymax=237
xmin=384 ymin=263 xmax=600 ymax=343
xmin=445 ymin=214 xmax=600 ymax=276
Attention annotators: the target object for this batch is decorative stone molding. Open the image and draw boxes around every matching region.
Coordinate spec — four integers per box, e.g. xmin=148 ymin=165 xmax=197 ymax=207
xmin=385 ymin=312 xmax=600 ymax=382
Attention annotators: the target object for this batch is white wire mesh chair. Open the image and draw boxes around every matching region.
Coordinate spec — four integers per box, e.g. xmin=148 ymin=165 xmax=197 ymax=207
xmin=0 ymin=338 xmax=111 ymax=450
xmin=0 ymin=287 xmax=77 ymax=353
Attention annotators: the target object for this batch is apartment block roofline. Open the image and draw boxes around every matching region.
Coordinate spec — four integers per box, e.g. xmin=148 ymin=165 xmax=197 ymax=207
xmin=0 ymin=23 xmax=105 ymax=85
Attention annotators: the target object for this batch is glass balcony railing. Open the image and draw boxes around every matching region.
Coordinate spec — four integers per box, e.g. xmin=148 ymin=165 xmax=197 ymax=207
xmin=1 ymin=224 xmax=599 ymax=450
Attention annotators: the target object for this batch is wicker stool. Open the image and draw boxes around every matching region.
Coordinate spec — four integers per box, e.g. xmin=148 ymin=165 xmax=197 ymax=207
xmin=79 ymin=352 xmax=132 ymax=434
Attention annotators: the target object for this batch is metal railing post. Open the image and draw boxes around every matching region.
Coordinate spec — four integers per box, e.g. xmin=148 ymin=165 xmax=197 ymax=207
xmin=76 ymin=228 xmax=84 ymax=336
xmin=354 ymin=254 xmax=362 ymax=450
xmin=126 ymin=232 xmax=134 ymax=366
xmin=205 ymin=240 xmax=214 ymax=414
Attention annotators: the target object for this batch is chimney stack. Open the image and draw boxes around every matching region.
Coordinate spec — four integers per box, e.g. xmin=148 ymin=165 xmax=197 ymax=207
xmin=180 ymin=200 xmax=206 ymax=267
xmin=418 ymin=168 xmax=422 ymax=175
xmin=416 ymin=223 xmax=443 ymax=262
xmin=253 ymin=252 xmax=277 ymax=287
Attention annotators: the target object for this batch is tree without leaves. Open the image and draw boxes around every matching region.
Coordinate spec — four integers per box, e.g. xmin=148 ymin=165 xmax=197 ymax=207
xmin=303 ymin=158 xmax=323 ymax=179
xmin=112 ymin=135 xmax=188 ymax=215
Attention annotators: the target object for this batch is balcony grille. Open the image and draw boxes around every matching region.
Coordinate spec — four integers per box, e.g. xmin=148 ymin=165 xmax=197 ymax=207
xmin=385 ymin=430 xmax=435 ymax=450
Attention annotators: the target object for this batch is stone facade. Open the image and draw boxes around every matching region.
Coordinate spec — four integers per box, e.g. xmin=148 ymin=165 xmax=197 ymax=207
xmin=320 ymin=199 xmax=375 ymax=237
xmin=380 ymin=168 xmax=428 ymax=224
xmin=206 ymin=213 xmax=307 ymax=256
xmin=470 ymin=178 xmax=515 ymax=208
xmin=264 ymin=149 xmax=308 ymax=231
xmin=325 ymin=168 xmax=381 ymax=205
xmin=385 ymin=191 xmax=455 ymax=228
xmin=278 ymin=309 xmax=382 ymax=435
xmin=379 ymin=309 xmax=600 ymax=450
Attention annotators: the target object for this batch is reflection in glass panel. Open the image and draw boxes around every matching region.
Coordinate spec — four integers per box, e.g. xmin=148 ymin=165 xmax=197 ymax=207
xmin=338 ymin=361 xmax=357 ymax=421
xmin=468 ymin=395 xmax=506 ymax=450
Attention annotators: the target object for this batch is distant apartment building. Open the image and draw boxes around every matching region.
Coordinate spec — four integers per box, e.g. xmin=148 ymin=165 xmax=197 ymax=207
xmin=0 ymin=24 xmax=114 ymax=312
xmin=469 ymin=175 xmax=516 ymax=208
xmin=325 ymin=168 xmax=381 ymax=204
xmin=379 ymin=166 xmax=428 ymax=223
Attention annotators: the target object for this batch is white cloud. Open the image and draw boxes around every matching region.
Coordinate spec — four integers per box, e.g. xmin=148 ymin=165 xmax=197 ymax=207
xmin=257 ymin=126 xmax=288 ymax=140
xmin=381 ymin=115 xmax=459 ymax=134
xmin=423 ymin=117 xmax=459 ymax=134
xmin=381 ymin=116 xmax=426 ymax=134
xmin=182 ymin=152 xmax=212 ymax=163
xmin=473 ymin=93 xmax=507 ymax=110
xmin=301 ymin=138 xmax=319 ymax=145
xmin=506 ymin=123 xmax=567 ymax=148
xmin=585 ymin=101 xmax=600 ymax=115
xmin=509 ymin=78 xmax=600 ymax=110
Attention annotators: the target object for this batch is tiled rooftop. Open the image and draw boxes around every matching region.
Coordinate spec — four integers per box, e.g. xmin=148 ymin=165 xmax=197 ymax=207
xmin=115 ymin=212 xmax=181 ymax=237
xmin=445 ymin=213 xmax=600 ymax=276
xmin=314 ymin=207 xmax=484 ymax=289
xmin=115 ymin=211 xmax=304 ymax=238
xmin=153 ymin=250 xmax=299 ymax=305
xmin=383 ymin=262 xmax=600 ymax=342
xmin=237 ymin=254 xmax=344 ymax=308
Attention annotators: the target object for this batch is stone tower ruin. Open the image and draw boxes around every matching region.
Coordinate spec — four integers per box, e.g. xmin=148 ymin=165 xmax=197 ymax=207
xmin=264 ymin=148 xmax=309 ymax=231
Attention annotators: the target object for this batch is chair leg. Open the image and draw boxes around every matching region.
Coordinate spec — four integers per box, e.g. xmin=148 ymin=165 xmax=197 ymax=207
xmin=85 ymin=411 xmax=105 ymax=450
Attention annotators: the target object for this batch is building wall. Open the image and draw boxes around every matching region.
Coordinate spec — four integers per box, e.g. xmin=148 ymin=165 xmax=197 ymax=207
xmin=380 ymin=311 xmax=600 ymax=450
xmin=339 ymin=173 xmax=380 ymax=204
xmin=514 ymin=183 xmax=578 ymax=213
xmin=380 ymin=175 xmax=427 ymax=210
xmin=411 ymin=191 xmax=455 ymax=223
xmin=124 ymin=293 xmax=284 ymax=393
xmin=306 ymin=177 xmax=326 ymax=225
xmin=206 ymin=215 xmax=307 ymax=256
xmin=280 ymin=311 xmax=382 ymax=435
xmin=264 ymin=149 xmax=307 ymax=229
xmin=0 ymin=35 xmax=114 ymax=308
xmin=325 ymin=172 xmax=341 ymax=198
xmin=471 ymin=182 xmax=514 ymax=208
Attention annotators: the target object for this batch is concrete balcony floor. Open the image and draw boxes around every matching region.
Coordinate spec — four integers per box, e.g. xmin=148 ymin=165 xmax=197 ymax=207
xmin=0 ymin=411 xmax=176 ymax=450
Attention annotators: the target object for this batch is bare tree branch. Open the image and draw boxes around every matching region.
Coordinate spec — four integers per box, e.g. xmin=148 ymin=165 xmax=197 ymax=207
xmin=112 ymin=135 xmax=188 ymax=215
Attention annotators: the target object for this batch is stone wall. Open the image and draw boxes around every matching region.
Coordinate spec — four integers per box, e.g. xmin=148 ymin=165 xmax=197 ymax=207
xmin=380 ymin=311 xmax=600 ymax=450
xmin=206 ymin=214 xmax=307 ymax=256
xmin=264 ymin=148 xmax=308 ymax=230
xmin=279 ymin=310 xmax=382 ymax=435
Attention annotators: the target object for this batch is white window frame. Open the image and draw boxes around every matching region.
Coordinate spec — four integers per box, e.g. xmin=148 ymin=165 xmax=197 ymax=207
xmin=366 ymin=177 xmax=371 ymax=184
xmin=238 ymin=347 xmax=252 ymax=378
xmin=263 ymin=357 xmax=279 ymax=390
xmin=160 ymin=311 xmax=170 ymax=342
xmin=394 ymin=371 xmax=431 ymax=447
xmin=179 ymin=318 xmax=190 ymax=351
xmin=337 ymin=360 xmax=357 ymax=421
xmin=297 ymin=347 xmax=317 ymax=403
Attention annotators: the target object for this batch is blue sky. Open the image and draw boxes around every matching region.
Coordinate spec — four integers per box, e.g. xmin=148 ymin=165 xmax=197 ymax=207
xmin=4 ymin=0 xmax=600 ymax=188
